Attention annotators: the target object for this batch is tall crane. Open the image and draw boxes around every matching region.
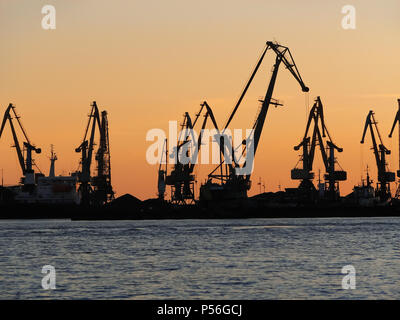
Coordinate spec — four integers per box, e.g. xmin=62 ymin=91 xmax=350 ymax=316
xmin=92 ymin=110 xmax=114 ymax=204
xmin=75 ymin=101 xmax=114 ymax=206
xmin=201 ymin=41 xmax=309 ymax=201
xmin=361 ymin=110 xmax=395 ymax=202
xmin=165 ymin=101 xmax=218 ymax=204
xmin=388 ymin=99 xmax=400 ymax=198
xmin=291 ymin=97 xmax=346 ymax=201
xmin=157 ymin=139 xmax=168 ymax=200
xmin=0 ymin=103 xmax=41 ymax=188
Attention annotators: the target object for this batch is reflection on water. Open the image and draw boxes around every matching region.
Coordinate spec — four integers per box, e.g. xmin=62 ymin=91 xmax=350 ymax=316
xmin=0 ymin=217 xmax=400 ymax=299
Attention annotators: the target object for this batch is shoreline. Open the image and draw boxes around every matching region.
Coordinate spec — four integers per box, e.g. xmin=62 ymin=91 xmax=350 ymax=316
xmin=1 ymin=203 xmax=400 ymax=220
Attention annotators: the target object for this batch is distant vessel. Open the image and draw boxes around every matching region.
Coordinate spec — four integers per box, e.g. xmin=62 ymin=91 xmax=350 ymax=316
xmin=0 ymin=104 xmax=79 ymax=206
xmin=6 ymin=146 xmax=79 ymax=205
xmin=350 ymin=169 xmax=380 ymax=207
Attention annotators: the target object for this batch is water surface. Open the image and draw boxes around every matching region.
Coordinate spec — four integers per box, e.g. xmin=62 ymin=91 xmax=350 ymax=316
xmin=0 ymin=217 xmax=399 ymax=299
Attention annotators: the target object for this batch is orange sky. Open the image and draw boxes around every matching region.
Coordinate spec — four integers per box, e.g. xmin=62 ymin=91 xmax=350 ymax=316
xmin=1 ymin=0 xmax=399 ymax=200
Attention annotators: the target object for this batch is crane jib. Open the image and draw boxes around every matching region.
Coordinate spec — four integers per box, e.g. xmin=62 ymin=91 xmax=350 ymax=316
xmin=206 ymin=41 xmax=310 ymax=187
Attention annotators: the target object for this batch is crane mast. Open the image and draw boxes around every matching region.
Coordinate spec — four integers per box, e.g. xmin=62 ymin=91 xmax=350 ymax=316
xmin=361 ymin=110 xmax=395 ymax=202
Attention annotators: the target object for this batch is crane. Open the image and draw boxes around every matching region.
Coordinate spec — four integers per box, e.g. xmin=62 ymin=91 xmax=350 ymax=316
xmin=361 ymin=110 xmax=395 ymax=202
xmin=92 ymin=109 xmax=114 ymax=204
xmin=75 ymin=101 xmax=114 ymax=206
xmin=201 ymin=41 xmax=309 ymax=202
xmin=165 ymin=101 xmax=218 ymax=204
xmin=291 ymin=97 xmax=346 ymax=201
xmin=0 ymin=103 xmax=41 ymax=188
xmin=388 ymin=99 xmax=400 ymax=198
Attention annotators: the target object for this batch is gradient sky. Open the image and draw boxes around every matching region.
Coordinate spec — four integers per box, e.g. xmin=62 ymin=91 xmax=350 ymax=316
xmin=1 ymin=0 xmax=399 ymax=200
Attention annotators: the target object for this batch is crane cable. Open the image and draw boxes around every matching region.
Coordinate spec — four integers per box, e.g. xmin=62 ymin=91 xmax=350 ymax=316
xmin=223 ymin=44 xmax=269 ymax=132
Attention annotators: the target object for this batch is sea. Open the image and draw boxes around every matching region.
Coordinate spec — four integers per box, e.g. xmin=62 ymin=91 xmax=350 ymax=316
xmin=1 ymin=217 xmax=399 ymax=299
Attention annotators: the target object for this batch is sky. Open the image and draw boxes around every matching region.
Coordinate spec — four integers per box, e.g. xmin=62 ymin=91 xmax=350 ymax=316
xmin=0 ymin=0 xmax=399 ymax=200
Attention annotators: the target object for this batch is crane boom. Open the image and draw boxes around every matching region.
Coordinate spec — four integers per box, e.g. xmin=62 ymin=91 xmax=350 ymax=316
xmin=361 ymin=110 xmax=395 ymax=201
xmin=0 ymin=103 xmax=41 ymax=178
xmin=243 ymin=42 xmax=309 ymax=181
xmin=388 ymin=99 xmax=400 ymax=138
xmin=361 ymin=111 xmax=381 ymax=169
xmin=1 ymin=105 xmax=25 ymax=173
xmin=201 ymin=41 xmax=309 ymax=202
xmin=223 ymin=45 xmax=269 ymax=131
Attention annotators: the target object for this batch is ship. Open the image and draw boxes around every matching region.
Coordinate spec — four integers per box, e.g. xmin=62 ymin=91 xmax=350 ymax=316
xmin=6 ymin=147 xmax=79 ymax=205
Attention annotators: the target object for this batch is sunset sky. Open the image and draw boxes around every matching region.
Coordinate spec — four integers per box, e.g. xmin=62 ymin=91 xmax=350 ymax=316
xmin=1 ymin=0 xmax=399 ymax=200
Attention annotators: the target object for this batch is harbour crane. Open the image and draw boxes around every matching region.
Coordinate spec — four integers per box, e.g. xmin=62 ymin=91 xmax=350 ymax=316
xmin=201 ymin=41 xmax=309 ymax=202
xmin=75 ymin=101 xmax=114 ymax=206
xmin=361 ymin=110 xmax=395 ymax=202
xmin=93 ymin=109 xmax=114 ymax=204
xmin=291 ymin=97 xmax=346 ymax=201
xmin=388 ymin=99 xmax=400 ymax=198
xmin=0 ymin=103 xmax=41 ymax=189
xmin=165 ymin=101 xmax=219 ymax=204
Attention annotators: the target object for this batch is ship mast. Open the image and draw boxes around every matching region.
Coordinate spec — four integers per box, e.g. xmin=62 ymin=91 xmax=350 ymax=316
xmin=49 ymin=144 xmax=57 ymax=178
